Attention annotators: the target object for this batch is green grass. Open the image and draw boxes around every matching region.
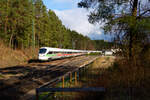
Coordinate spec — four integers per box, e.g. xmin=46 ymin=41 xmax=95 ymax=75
xmin=106 ymin=57 xmax=110 ymax=61
xmin=39 ymin=75 xmax=79 ymax=100
xmin=39 ymin=92 xmax=54 ymax=100
xmin=0 ymin=74 xmax=4 ymax=78
xmin=86 ymin=52 xmax=102 ymax=56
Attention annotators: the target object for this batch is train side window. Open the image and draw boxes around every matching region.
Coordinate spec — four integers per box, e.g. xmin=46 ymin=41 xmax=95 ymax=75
xmin=48 ymin=52 xmax=53 ymax=54
xmin=57 ymin=52 xmax=61 ymax=54
xmin=54 ymin=52 xmax=60 ymax=54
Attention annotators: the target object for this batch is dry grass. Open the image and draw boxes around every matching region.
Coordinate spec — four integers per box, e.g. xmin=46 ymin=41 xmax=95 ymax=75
xmin=92 ymin=56 xmax=115 ymax=69
xmin=0 ymin=42 xmax=38 ymax=68
xmin=84 ymin=58 xmax=150 ymax=100
xmin=72 ymin=56 xmax=150 ymax=100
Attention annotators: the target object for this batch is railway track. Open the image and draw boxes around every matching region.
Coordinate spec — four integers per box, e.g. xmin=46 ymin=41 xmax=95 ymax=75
xmin=0 ymin=55 xmax=99 ymax=100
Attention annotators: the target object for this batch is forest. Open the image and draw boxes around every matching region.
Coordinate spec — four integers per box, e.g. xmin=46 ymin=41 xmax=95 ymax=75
xmin=0 ymin=0 xmax=113 ymax=50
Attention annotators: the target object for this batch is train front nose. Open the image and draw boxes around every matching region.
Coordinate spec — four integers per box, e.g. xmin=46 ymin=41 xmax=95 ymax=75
xmin=38 ymin=48 xmax=48 ymax=60
xmin=38 ymin=54 xmax=47 ymax=60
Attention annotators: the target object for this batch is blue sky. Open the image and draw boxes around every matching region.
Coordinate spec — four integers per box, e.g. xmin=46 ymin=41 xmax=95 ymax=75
xmin=43 ymin=0 xmax=79 ymax=10
xmin=42 ymin=0 xmax=111 ymax=40
xmin=43 ymin=0 xmax=80 ymax=10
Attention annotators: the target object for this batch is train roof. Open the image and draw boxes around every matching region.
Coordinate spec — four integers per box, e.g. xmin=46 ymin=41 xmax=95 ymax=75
xmin=40 ymin=47 xmax=102 ymax=53
xmin=40 ymin=47 xmax=83 ymax=52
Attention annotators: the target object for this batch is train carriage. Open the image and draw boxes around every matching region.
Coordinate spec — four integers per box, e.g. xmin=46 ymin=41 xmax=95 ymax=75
xmin=38 ymin=47 xmax=85 ymax=61
xmin=38 ymin=47 xmax=102 ymax=61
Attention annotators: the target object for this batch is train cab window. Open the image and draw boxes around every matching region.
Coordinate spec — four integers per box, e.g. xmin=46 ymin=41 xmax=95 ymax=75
xmin=39 ymin=48 xmax=47 ymax=54
xmin=48 ymin=52 xmax=53 ymax=54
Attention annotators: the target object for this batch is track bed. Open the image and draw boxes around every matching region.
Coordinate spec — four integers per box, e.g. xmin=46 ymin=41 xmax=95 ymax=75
xmin=0 ymin=56 xmax=99 ymax=100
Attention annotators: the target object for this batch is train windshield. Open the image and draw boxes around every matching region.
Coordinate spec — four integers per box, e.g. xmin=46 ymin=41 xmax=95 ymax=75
xmin=39 ymin=48 xmax=47 ymax=54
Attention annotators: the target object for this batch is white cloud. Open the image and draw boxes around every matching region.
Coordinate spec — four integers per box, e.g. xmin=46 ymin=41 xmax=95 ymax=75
xmin=43 ymin=0 xmax=111 ymax=40
xmin=54 ymin=8 xmax=103 ymax=37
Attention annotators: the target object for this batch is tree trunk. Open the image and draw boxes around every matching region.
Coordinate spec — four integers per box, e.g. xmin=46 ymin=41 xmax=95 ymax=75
xmin=129 ymin=0 xmax=138 ymax=60
xmin=132 ymin=0 xmax=138 ymax=16
xmin=9 ymin=19 xmax=16 ymax=48
xmin=9 ymin=32 xmax=13 ymax=48
xmin=5 ymin=0 xmax=9 ymax=34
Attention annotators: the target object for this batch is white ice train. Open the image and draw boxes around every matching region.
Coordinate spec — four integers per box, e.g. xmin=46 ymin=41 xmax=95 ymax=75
xmin=38 ymin=47 xmax=101 ymax=61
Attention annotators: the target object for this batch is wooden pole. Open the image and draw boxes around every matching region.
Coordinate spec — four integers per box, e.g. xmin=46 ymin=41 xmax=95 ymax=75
xmin=62 ymin=76 xmax=64 ymax=88
xmin=75 ymin=72 xmax=77 ymax=85
xmin=36 ymin=89 xmax=39 ymax=100
xmin=70 ymin=73 xmax=72 ymax=84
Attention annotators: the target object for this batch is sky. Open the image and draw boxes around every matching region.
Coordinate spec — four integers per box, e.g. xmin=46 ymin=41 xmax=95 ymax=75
xmin=43 ymin=0 xmax=112 ymax=40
